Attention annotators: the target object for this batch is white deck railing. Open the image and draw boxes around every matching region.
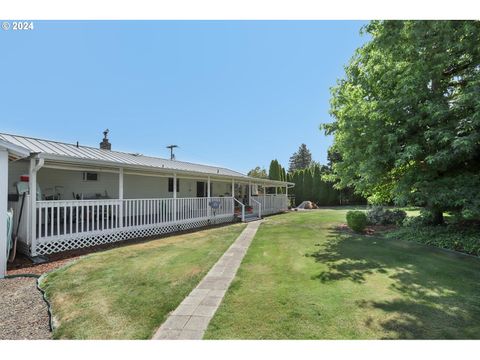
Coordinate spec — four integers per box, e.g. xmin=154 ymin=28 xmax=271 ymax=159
xmin=250 ymin=197 xmax=262 ymax=218
xmin=37 ymin=199 xmax=123 ymax=239
xmin=250 ymin=194 xmax=288 ymax=215
xmin=26 ymin=195 xmax=285 ymax=255
xmin=35 ymin=196 xmax=234 ymax=242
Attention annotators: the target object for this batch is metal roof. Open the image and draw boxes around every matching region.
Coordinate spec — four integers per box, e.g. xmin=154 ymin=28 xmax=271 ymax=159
xmin=0 ymin=132 xmax=293 ymax=186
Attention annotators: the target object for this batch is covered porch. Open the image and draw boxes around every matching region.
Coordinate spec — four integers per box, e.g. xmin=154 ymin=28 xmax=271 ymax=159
xmin=8 ymin=158 xmax=291 ymax=256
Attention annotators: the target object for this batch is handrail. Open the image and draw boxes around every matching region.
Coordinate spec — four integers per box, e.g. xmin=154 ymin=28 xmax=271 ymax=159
xmin=233 ymin=198 xmax=245 ymax=222
xmin=250 ymin=197 xmax=262 ymax=219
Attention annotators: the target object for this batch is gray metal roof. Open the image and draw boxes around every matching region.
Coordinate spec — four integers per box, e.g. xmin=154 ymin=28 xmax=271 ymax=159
xmin=0 ymin=132 xmax=253 ymax=178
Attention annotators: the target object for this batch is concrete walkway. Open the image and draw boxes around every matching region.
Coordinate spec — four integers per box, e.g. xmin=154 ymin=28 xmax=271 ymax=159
xmin=153 ymin=220 xmax=262 ymax=340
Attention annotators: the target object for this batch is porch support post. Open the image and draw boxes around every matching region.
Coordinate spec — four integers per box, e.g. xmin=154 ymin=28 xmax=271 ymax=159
xmin=29 ymin=157 xmax=43 ymax=256
xmin=0 ymin=149 xmax=8 ymax=278
xmin=285 ymin=184 xmax=290 ymax=210
xmin=248 ymin=181 xmax=251 ymax=204
xmin=231 ymin=178 xmax=235 ymax=198
xmin=119 ymin=168 xmax=124 ymax=228
xmin=207 ymin=176 xmax=211 ymax=218
xmin=173 ymin=173 xmax=177 ymax=223
xmin=275 ymin=186 xmax=278 ymax=195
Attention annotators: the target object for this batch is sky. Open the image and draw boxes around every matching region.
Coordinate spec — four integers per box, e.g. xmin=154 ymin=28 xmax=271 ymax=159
xmin=0 ymin=21 xmax=368 ymax=174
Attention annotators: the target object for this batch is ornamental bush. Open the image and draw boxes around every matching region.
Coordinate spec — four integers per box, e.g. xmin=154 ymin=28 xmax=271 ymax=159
xmin=346 ymin=211 xmax=367 ymax=233
xmin=390 ymin=209 xmax=407 ymax=225
xmin=366 ymin=206 xmax=406 ymax=225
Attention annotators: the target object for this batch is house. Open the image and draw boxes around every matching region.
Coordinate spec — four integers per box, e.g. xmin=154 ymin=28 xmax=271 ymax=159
xmin=0 ymin=131 xmax=292 ymax=261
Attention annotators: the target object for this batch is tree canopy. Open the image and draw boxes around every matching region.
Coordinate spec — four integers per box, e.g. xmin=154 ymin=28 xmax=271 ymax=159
xmin=288 ymin=143 xmax=313 ymax=172
xmin=247 ymin=166 xmax=268 ymax=179
xmin=324 ymin=20 xmax=480 ymax=223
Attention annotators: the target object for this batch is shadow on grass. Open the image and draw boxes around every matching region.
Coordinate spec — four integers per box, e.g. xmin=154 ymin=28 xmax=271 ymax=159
xmin=308 ymin=227 xmax=480 ymax=339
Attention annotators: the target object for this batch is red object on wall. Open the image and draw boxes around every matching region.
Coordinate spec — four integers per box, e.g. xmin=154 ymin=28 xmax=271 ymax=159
xmin=20 ymin=175 xmax=29 ymax=182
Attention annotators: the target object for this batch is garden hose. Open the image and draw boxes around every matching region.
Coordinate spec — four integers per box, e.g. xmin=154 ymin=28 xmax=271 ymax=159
xmin=4 ymin=273 xmax=54 ymax=333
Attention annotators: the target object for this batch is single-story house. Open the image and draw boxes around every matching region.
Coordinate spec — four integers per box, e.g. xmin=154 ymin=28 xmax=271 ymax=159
xmin=0 ymin=131 xmax=293 ymax=260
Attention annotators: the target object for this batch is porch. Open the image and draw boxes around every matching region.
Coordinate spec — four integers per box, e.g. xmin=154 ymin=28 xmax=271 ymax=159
xmin=8 ymin=161 xmax=290 ymax=256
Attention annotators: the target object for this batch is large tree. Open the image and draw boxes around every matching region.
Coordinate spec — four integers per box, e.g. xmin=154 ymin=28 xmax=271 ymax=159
xmin=288 ymin=144 xmax=313 ymax=172
xmin=324 ymin=21 xmax=480 ymax=223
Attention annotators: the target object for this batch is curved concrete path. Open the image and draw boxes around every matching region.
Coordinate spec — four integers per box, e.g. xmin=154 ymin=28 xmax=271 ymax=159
xmin=153 ymin=220 xmax=262 ymax=340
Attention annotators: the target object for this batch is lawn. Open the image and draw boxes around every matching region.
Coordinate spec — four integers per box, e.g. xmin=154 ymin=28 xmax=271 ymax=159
xmin=41 ymin=223 xmax=246 ymax=339
xmin=204 ymin=209 xmax=480 ymax=339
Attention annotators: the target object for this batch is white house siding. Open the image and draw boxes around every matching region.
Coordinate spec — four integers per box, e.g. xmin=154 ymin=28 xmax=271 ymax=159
xmin=7 ymin=159 xmax=29 ymax=194
xmin=178 ymin=178 xmax=197 ymax=198
xmin=37 ymin=168 xmax=119 ymax=200
xmin=212 ymin=181 xmax=232 ymax=197
xmin=123 ymin=174 xmax=169 ymax=199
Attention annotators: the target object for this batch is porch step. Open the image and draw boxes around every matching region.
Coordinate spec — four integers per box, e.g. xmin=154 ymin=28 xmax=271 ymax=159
xmin=242 ymin=215 xmax=261 ymax=223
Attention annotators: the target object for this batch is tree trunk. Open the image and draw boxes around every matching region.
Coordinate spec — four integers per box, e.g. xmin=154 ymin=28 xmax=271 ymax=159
xmin=431 ymin=208 xmax=444 ymax=225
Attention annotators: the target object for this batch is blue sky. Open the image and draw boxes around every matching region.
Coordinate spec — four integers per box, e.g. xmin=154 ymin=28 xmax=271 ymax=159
xmin=0 ymin=21 xmax=368 ymax=174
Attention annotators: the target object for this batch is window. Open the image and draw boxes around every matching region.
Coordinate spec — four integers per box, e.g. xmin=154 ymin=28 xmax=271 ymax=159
xmin=82 ymin=172 xmax=98 ymax=181
xmin=168 ymin=178 xmax=180 ymax=192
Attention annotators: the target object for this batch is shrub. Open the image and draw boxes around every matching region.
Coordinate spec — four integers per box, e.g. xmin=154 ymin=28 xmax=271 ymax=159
xmin=390 ymin=209 xmax=407 ymax=225
xmin=346 ymin=211 xmax=367 ymax=233
xmin=366 ymin=206 xmax=388 ymax=225
xmin=403 ymin=210 xmax=437 ymax=226
xmin=386 ymin=222 xmax=480 ymax=256
xmin=366 ymin=206 xmax=406 ymax=225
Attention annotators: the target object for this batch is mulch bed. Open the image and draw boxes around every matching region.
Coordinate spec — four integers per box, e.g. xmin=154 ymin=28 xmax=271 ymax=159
xmin=336 ymin=223 xmax=397 ymax=235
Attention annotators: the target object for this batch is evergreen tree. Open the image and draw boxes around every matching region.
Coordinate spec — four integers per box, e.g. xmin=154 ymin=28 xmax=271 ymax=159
xmin=288 ymin=144 xmax=313 ymax=172
xmin=296 ymin=169 xmax=305 ymax=204
xmin=311 ymin=164 xmax=322 ymax=203
xmin=268 ymin=159 xmax=281 ymax=180
xmin=303 ymin=167 xmax=313 ymax=202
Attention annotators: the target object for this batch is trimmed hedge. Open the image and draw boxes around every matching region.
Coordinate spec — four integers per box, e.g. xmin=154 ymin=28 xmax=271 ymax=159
xmin=346 ymin=211 xmax=367 ymax=233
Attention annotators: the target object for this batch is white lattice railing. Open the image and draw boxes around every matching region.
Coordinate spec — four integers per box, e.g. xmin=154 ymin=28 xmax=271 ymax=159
xmin=35 ymin=197 xmax=235 ymax=243
xmin=251 ymin=195 xmax=288 ymax=215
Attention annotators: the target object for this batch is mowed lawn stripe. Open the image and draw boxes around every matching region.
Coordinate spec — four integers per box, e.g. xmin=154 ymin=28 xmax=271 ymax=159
xmin=41 ymin=223 xmax=246 ymax=339
xmin=204 ymin=210 xmax=480 ymax=339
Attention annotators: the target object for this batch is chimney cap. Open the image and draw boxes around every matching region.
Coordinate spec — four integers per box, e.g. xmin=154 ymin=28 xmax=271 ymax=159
xmin=100 ymin=129 xmax=112 ymax=150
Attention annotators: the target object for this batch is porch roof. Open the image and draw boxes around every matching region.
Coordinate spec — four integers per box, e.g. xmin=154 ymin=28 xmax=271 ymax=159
xmin=0 ymin=132 xmax=293 ymax=187
xmin=0 ymin=138 xmax=31 ymax=161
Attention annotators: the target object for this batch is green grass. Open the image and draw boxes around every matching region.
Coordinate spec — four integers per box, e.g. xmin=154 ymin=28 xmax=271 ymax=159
xmin=41 ymin=223 xmax=246 ymax=339
xmin=204 ymin=209 xmax=480 ymax=339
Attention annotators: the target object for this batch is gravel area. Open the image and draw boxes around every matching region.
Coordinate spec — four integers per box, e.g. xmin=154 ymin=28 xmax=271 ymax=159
xmin=0 ymin=277 xmax=51 ymax=339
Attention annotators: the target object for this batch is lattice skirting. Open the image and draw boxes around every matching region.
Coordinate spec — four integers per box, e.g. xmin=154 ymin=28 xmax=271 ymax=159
xmin=16 ymin=239 xmax=31 ymax=256
xmin=263 ymin=209 xmax=287 ymax=216
xmin=31 ymin=215 xmax=235 ymax=256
